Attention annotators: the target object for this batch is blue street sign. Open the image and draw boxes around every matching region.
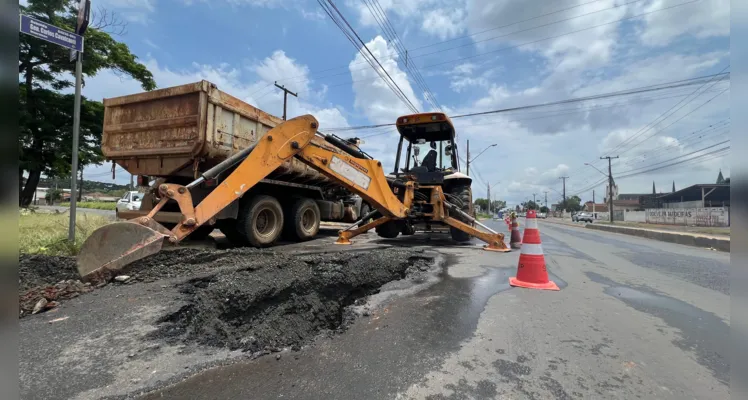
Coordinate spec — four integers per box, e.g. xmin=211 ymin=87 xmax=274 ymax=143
xmin=19 ymin=15 xmax=84 ymax=52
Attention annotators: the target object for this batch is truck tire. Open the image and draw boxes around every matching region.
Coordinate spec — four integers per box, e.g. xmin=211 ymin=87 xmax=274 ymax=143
xmin=284 ymin=198 xmax=320 ymax=241
xmin=216 ymin=219 xmax=247 ymax=245
xmin=449 ymin=185 xmax=473 ymax=243
xmin=375 ymin=221 xmax=400 ymax=239
xmin=238 ymin=195 xmax=284 ymax=247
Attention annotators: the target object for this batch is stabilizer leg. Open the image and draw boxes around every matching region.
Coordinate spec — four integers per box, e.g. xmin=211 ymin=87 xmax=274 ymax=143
xmin=336 ymin=216 xmax=393 ymax=245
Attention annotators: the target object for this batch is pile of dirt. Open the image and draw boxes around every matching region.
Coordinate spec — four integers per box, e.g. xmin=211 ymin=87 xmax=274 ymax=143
xmin=123 ymin=247 xmax=277 ymax=282
xmin=19 ymin=254 xmax=93 ymax=317
xmin=150 ymin=249 xmax=434 ymax=354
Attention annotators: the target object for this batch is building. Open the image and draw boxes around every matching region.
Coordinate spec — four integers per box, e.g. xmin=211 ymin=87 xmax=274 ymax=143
xmin=658 ymin=183 xmax=730 ymax=208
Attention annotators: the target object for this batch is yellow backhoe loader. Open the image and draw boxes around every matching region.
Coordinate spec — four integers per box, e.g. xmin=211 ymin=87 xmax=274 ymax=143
xmin=77 ymin=113 xmax=510 ymax=282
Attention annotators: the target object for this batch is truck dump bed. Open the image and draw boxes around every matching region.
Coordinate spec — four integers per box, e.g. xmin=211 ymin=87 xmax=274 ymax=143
xmin=102 ymin=80 xmax=332 ymax=184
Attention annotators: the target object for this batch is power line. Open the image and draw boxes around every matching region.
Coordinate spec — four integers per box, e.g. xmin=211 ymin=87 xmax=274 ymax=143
xmin=318 ymin=0 xmax=420 ymax=113
xmin=263 ymin=0 xmax=700 ymax=95
xmin=360 ymin=0 xmax=442 ymax=111
xmin=325 ymin=72 xmax=729 ymax=133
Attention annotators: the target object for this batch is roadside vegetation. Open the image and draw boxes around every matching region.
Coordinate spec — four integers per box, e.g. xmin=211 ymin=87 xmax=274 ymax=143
xmin=19 ymin=210 xmax=110 ymax=256
xmin=62 ymin=201 xmax=117 ymax=211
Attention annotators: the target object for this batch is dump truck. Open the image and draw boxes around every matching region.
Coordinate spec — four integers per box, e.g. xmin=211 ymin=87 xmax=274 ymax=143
xmin=101 ymin=80 xmax=372 ymax=246
xmin=79 ymin=113 xmax=511 ymax=282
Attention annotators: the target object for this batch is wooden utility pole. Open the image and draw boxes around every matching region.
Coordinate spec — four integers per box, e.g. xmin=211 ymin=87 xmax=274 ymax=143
xmin=274 ymin=81 xmax=298 ymax=121
xmin=600 ymin=156 xmax=619 ymax=223
xmin=559 ymin=176 xmax=568 ymax=211
xmin=466 ymin=139 xmax=470 ymax=175
xmin=544 ymin=191 xmax=548 ymax=208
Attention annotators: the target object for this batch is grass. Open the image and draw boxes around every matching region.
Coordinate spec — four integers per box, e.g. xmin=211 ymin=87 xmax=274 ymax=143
xmin=62 ymin=201 xmax=117 ymax=211
xmin=19 ymin=211 xmax=111 ymax=256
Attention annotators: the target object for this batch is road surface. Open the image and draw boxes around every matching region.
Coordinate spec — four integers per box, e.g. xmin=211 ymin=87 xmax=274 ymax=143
xmin=36 ymin=205 xmax=116 ymax=219
xmin=137 ymin=220 xmax=729 ymax=399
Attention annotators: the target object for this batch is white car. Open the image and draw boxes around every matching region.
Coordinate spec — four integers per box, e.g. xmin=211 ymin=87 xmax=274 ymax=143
xmin=116 ymin=191 xmax=143 ymax=217
xmin=572 ymin=212 xmax=593 ymax=223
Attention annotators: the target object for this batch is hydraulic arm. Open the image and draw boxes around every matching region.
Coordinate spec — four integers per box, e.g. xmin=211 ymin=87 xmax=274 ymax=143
xmin=77 ymin=115 xmax=509 ymax=282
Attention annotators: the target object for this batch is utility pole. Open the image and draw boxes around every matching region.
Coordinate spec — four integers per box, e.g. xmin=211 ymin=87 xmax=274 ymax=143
xmin=600 ymin=156 xmax=619 ymax=223
xmin=487 ymin=182 xmax=491 ymax=214
xmin=544 ymin=191 xmax=548 ymax=208
xmin=532 ymin=193 xmax=536 ymax=206
xmin=466 ymin=139 xmax=470 ymax=175
xmin=68 ymin=0 xmax=91 ymax=243
xmin=592 ymin=189 xmax=595 ymax=219
xmin=274 ymin=81 xmax=298 ymax=121
xmin=559 ymin=176 xmax=568 ymax=212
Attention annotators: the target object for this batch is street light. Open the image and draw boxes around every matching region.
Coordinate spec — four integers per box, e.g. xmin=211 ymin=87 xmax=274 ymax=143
xmin=466 ymin=143 xmax=497 ymax=175
xmin=584 ymin=162 xmax=608 ymax=178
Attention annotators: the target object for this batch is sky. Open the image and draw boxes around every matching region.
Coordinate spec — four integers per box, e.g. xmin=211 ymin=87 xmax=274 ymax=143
xmin=58 ymin=0 xmax=730 ymax=207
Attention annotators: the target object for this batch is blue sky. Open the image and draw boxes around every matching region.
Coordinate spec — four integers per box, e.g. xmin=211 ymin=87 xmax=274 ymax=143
xmin=69 ymin=0 xmax=731 ymax=206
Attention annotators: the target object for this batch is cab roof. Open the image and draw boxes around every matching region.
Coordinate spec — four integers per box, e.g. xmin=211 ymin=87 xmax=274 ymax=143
xmin=395 ymin=112 xmax=455 ymax=142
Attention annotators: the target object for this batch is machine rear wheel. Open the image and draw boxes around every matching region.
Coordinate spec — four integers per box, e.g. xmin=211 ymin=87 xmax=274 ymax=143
xmin=238 ymin=195 xmax=284 ymax=247
xmin=449 ymin=185 xmax=473 ymax=243
xmin=375 ymin=221 xmax=400 ymax=239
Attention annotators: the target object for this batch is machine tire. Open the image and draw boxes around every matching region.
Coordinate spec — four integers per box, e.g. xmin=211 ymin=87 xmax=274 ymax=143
xmin=375 ymin=221 xmax=400 ymax=239
xmin=400 ymin=222 xmax=416 ymax=235
xmin=217 ymin=219 xmax=247 ymax=245
xmin=284 ymin=198 xmax=320 ymax=242
xmin=449 ymin=185 xmax=473 ymax=243
xmin=238 ymin=195 xmax=284 ymax=247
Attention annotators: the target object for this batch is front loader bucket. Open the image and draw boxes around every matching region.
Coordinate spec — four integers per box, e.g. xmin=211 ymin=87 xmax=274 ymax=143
xmin=77 ymin=221 xmax=169 ymax=282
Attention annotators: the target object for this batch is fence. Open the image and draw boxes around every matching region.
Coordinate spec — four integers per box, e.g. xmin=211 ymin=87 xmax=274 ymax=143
xmin=645 ymin=207 xmax=729 ymax=227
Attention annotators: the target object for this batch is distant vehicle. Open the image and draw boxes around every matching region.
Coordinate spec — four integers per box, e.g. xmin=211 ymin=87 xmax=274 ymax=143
xmin=537 ymin=212 xmax=547 ymax=219
xmin=115 ymin=191 xmax=143 ymax=217
xmin=572 ymin=212 xmax=593 ymax=223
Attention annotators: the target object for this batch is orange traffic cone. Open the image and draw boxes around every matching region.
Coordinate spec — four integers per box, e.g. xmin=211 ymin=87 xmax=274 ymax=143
xmin=510 ymin=214 xmax=522 ymax=249
xmin=509 ymin=209 xmax=559 ymax=291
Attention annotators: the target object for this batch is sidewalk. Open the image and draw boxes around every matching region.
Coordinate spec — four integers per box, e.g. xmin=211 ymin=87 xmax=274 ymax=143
xmin=542 ymin=217 xmax=730 ymax=252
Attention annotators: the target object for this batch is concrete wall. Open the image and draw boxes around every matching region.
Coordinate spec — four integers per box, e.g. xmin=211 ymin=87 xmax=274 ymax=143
xmin=645 ymin=207 xmax=730 ymax=227
xmin=623 ymin=210 xmax=647 ymax=222
xmin=663 ymin=200 xmax=703 ymax=209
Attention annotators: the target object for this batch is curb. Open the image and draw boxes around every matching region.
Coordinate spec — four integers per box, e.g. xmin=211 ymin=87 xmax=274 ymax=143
xmin=585 ymin=223 xmax=730 ymax=252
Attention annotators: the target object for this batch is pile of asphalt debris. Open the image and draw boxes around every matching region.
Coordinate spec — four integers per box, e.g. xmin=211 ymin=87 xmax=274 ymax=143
xmin=149 ymin=248 xmax=435 ymax=356
xmin=19 ymin=254 xmax=92 ymax=317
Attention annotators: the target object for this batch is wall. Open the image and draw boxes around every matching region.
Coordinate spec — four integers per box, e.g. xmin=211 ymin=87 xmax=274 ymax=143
xmin=645 ymin=207 xmax=730 ymax=227
xmin=663 ymin=200 xmax=703 ymax=209
xmin=623 ymin=210 xmax=647 ymax=222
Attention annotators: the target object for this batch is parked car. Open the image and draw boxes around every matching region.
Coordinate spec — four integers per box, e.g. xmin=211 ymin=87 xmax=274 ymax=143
xmin=572 ymin=212 xmax=593 ymax=223
xmin=537 ymin=212 xmax=547 ymax=219
xmin=115 ymin=191 xmax=144 ymax=217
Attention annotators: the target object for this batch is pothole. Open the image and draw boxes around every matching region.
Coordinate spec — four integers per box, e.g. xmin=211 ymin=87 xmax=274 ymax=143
xmin=149 ymin=249 xmax=435 ymax=354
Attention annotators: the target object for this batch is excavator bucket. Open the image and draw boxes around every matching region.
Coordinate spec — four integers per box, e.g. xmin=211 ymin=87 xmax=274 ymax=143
xmin=76 ymin=220 xmax=170 ymax=282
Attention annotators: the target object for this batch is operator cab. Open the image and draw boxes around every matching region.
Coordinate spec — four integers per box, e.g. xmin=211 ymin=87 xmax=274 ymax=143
xmin=393 ymin=113 xmax=460 ymax=183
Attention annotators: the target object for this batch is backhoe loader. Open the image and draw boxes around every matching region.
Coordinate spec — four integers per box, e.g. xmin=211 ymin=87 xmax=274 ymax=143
xmin=77 ymin=113 xmax=510 ymax=282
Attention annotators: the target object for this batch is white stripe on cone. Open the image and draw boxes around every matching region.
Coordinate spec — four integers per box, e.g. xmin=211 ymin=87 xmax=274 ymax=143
xmin=520 ymin=243 xmax=543 ymax=255
xmin=525 ymin=218 xmax=538 ymax=229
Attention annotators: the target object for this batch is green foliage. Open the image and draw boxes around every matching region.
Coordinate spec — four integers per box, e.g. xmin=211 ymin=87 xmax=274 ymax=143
xmin=44 ymin=188 xmax=63 ymax=203
xmin=556 ymin=195 xmax=582 ymax=212
xmin=522 ymin=200 xmax=539 ymax=210
xmin=19 ymin=0 xmax=156 ymax=206
xmin=540 ymin=206 xmax=549 ymax=213
xmin=473 ymin=198 xmax=505 ymax=212
xmin=19 ymin=212 xmax=111 ymax=256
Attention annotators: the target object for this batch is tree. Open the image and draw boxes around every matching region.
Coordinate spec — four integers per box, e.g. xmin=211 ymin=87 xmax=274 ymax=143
xmin=564 ymin=195 xmax=582 ymax=212
xmin=540 ymin=206 xmax=549 ymax=213
xmin=523 ymin=200 xmax=538 ymax=210
xmin=473 ymin=198 xmax=489 ymax=211
xmin=491 ymin=199 xmax=506 ymax=210
xmin=19 ymin=0 xmax=156 ymax=207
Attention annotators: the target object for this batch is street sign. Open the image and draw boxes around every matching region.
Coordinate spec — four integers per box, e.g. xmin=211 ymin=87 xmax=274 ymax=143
xmin=19 ymin=15 xmax=84 ymax=52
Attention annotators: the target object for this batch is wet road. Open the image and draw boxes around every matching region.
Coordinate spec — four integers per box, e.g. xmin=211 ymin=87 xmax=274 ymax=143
xmin=140 ymin=220 xmax=730 ymax=399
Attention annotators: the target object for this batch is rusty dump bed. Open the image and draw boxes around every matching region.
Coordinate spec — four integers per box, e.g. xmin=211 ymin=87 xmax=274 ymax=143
xmin=102 ymin=80 xmax=332 ymax=184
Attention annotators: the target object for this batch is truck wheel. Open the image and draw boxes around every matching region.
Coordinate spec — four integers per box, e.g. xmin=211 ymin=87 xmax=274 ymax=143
xmin=375 ymin=221 xmax=400 ymax=239
xmin=449 ymin=185 xmax=473 ymax=243
xmin=216 ymin=219 xmax=247 ymax=245
xmin=400 ymin=222 xmax=416 ymax=235
xmin=238 ymin=195 xmax=284 ymax=247
xmin=284 ymin=198 xmax=320 ymax=241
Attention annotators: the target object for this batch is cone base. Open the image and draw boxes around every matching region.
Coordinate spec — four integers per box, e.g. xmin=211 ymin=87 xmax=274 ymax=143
xmin=484 ymin=245 xmax=511 ymax=253
xmin=510 ymin=242 xmax=522 ymax=249
xmin=509 ymin=276 xmax=560 ymax=291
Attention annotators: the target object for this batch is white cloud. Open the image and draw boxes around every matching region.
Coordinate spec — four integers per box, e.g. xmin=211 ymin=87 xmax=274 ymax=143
xmin=349 ymin=35 xmax=423 ymax=123
xmin=421 ymin=9 xmax=466 ymax=39
xmin=635 ymin=0 xmax=730 ymax=47
xmin=95 ymin=0 xmax=156 ymax=25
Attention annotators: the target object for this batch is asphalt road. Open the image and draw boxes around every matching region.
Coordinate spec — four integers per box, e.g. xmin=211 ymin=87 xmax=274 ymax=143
xmin=137 ymin=220 xmax=729 ymax=399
